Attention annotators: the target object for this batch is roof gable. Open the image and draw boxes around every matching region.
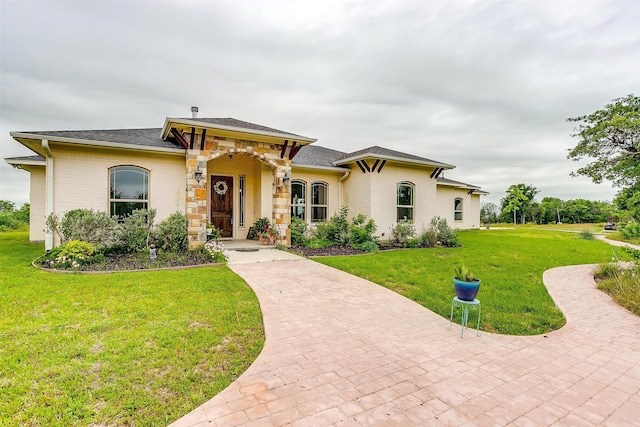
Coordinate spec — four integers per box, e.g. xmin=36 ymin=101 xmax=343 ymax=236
xmin=334 ymin=145 xmax=455 ymax=169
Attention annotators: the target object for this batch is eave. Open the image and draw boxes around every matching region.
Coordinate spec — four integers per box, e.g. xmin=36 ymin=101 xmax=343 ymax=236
xmin=291 ymin=164 xmax=350 ymax=173
xmin=10 ymin=132 xmax=185 ymax=157
xmin=5 ymin=157 xmax=46 ymax=171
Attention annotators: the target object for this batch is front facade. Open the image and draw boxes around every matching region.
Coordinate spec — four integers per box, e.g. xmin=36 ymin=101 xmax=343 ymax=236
xmin=6 ymin=115 xmax=487 ymax=249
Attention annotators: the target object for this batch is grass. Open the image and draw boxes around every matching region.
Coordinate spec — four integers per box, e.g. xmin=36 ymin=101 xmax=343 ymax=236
xmin=596 ymin=264 xmax=640 ymax=316
xmin=0 ymin=232 xmax=264 ymax=426
xmin=316 ymin=229 xmax=623 ymax=335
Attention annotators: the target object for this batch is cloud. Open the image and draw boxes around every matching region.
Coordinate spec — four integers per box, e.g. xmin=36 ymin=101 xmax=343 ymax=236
xmin=1 ymin=0 xmax=638 ymax=207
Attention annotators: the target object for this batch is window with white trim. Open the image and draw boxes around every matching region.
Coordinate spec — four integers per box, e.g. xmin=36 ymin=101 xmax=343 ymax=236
xmin=109 ymin=166 xmax=149 ymax=219
xmin=291 ymin=180 xmax=306 ymax=220
xmin=396 ymin=182 xmax=414 ymax=222
xmin=454 ymin=198 xmax=463 ymax=221
xmin=311 ymin=181 xmax=328 ymax=222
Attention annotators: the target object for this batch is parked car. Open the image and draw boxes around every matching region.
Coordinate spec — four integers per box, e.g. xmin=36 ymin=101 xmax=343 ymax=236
xmin=604 ymin=223 xmax=617 ymax=231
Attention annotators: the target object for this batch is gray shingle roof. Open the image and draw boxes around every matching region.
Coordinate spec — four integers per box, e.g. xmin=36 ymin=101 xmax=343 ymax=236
xmin=14 ymin=128 xmax=179 ymax=150
xmin=335 ymin=145 xmax=453 ymax=167
xmin=176 ymin=117 xmax=309 ymax=139
xmin=292 ymin=145 xmax=348 ymax=168
xmin=437 ymin=176 xmax=482 ymax=189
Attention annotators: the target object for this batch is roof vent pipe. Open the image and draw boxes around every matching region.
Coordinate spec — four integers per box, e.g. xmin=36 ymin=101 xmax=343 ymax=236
xmin=191 ymin=106 xmax=198 ymax=119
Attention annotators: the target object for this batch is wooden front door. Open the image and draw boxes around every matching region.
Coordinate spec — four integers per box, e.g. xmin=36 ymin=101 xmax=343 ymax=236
xmin=211 ymin=176 xmax=233 ymax=238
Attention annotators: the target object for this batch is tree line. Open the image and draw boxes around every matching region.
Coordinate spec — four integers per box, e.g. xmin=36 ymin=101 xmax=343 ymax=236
xmin=483 ymin=94 xmax=639 ymax=225
xmin=481 ymin=185 xmax=617 ymax=225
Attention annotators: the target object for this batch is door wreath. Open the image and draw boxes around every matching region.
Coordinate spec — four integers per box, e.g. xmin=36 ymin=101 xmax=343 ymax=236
xmin=214 ymin=180 xmax=228 ymax=196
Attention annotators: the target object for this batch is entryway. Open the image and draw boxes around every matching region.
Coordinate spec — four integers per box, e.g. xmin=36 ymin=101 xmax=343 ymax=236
xmin=210 ymin=175 xmax=233 ymax=238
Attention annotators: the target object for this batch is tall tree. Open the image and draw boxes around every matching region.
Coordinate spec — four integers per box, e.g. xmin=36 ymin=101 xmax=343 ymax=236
xmin=567 ymin=94 xmax=640 ymax=187
xmin=500 ymin=183 xmax=540 ymax=224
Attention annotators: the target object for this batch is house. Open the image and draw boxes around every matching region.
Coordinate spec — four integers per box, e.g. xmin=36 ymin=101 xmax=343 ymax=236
xmin=5 ymin=111 xmax=487 ymax=249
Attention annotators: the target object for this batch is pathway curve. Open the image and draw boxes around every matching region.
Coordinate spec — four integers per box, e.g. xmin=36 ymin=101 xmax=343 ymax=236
xmin=169 ymin=254 xmax=640 ymax=426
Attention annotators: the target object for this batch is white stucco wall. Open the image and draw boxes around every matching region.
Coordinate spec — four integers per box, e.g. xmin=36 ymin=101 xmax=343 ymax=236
xmin=434 ymin=186 xmax=482 ymax=229
xmin=29 ymin=166 xmax=46 ymax=241
xmin=49 ymin=144 xmax=185 ymax=222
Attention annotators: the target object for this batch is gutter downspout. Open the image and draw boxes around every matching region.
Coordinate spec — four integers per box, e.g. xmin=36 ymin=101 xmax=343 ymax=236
xmin=42 ymin=139 xmax=54 ymax=250
xmin=338 ymin=169 xmax=350 ymax=208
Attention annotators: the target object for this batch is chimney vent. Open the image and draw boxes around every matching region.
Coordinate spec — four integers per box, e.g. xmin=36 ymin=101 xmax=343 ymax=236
xmin=191 ymin=106 xmax=198 ymax=119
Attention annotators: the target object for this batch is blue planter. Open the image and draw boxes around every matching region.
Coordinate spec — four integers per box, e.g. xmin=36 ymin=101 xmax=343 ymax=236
xmin=454 ymin=278 xmax=481 ymax=301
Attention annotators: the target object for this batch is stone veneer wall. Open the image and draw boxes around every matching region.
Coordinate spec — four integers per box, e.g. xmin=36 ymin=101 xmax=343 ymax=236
xmin=186 ymin=136 xmax=291 ymax=248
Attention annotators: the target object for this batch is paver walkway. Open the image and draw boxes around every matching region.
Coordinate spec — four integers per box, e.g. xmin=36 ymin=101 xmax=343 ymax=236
xmin=170 ymin=257 xmax=640 ymax=426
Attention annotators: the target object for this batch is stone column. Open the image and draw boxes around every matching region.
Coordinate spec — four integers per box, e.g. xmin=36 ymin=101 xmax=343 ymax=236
xmin=186 ymin=152 xmax=208 ymax=248
xmin=272 ymin=166 xmax=291 ymax=246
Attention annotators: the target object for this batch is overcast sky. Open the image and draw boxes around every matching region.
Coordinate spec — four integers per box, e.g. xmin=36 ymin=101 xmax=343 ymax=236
xmin=1 ymin=0 xmax=638 ymax=208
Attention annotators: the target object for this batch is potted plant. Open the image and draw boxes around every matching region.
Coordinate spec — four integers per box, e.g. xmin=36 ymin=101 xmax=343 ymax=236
xmin=252 ymin=217 xmax=271 ymax=240
xmin=259 ymin=232 xmax=271 ymax=245
xmin=453 ymin=263 xmax=480 ymax=301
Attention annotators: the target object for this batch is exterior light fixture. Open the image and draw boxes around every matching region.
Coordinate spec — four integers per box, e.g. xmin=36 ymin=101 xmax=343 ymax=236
xmin=194 ymin=165 xmax=203 ymax=183
xmin=283 ymin=170 xmax=291 ymax=187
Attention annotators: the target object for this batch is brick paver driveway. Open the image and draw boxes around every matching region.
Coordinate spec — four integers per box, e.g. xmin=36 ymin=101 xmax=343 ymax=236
xmin=170 ymin=259 xmax=640 ymax=426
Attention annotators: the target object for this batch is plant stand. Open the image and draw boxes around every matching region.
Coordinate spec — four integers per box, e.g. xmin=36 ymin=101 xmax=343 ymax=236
xmin=448 ymin=296 xmax=481 ymax=338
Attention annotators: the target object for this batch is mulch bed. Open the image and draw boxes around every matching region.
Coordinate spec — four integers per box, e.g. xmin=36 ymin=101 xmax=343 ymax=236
xmin=289 ymin=245 xmax=367 ymax=257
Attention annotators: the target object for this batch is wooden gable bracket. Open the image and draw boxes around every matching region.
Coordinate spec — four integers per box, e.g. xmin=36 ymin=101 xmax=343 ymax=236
xmin=171 ymin=128 xmax=189 ymax=149
xmin=280 ymin=140 xmax=289 ymax=159
xmin=430 ymin=167 xmax=443 ymax=179
xmin=189 ymin=127 xmax=195 ymax=150
xmin=376 ymin=160 xmax=387 ymax=173
xmin=200 ymin=129 xmax=207 ymax=150
xmin=468 ymin=189 xmax=476 ymax=195
xmin=355 ymin=160 xmax=367 ymax=173
xmin=289 ymin=141 xmax=303 ymax=160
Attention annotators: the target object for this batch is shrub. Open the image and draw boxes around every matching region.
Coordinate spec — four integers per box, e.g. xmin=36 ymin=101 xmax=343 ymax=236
xmin=155 ymin=212 xmax=188 ymax=252
xmin=352 ymin=240 xmax=379 ymax=253
xmin=312 ymin=206 xmax=350 ymax=244
xmin=290 ymin=217 xmax=309 ymax=246
xmin=593 ymin=263 xmax=621 ymax=281
xmin=390 ymin=220 xmax=416 ymax=244
xmin=621 ymin=221 xmax=640 ymax=239
xmin=0 ymin=211 xmax=23 ymax=231
xmin=429 ymin=216 xmax=460 ymax=247
xmin=578 ymin=229 xmax=595 ymax=240
xmin=42 ymin=240 xmax=102 ymax=269
xmin=204 ymin=240 xmax=229 ymax=262
xmin=46 ymin=209 xmax=119 ymax=247
xmin=350 ymin=213 xmax=377 ymax=245
xmin=419 ymin=228 xmax=438 ymax=248
xmin=118 ymin=209 xmax=156 ymax=252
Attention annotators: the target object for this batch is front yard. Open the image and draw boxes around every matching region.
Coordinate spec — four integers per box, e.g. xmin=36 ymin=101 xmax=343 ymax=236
xmin=1 ymin=227 xmax=629 ymax=425
xmin=317 ymin=228 xmax=623 ymax=335
xmin=0 ymin=232 xmax=264 ymax=427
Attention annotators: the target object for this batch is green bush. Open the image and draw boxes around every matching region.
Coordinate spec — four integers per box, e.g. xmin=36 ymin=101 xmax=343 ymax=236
xmin=429 ymin=216 xmax=460 ymax=247
xmin=155 ymin=212 xmax=188 ymax=252
xmin=419 ymin=228 xmax=438 ymax=247
xmin=0 ymin=200 xmax=29 ymax=231
xmin=390 ymin=220 xmax=416 ymax=244
xmin=0 ymin=211 xmax=23 ymax=231
xmin=41 ymin=240 xmax=102 ymax=269
xmin=352 ymin=240 xmax=379 ymax=253
xmin=46 ymin=209 xmax=118 ymax=247
xmin=621 ymin=221 xmax=640 ymax=239
xmin=290 ymin=217 xmax=309 ymax=246
xmin=350 ymin=213 xmax=377 ymax=245
xmin=118 ymin=209 xmax=156 ymax=252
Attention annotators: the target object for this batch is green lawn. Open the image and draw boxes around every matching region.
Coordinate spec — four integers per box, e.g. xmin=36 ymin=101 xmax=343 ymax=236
xmin=316 ymin=229 xmax=621 ymax=335
xmin=0 ymin=232 xmax=264 ymax=426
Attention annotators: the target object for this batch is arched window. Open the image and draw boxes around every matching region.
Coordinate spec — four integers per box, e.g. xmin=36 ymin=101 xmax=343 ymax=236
xmin=397 ymin=182 xmax=414 ymax=222
xmin=291 ymin=180 xmax=306 ymax=220
xmin=454 ymin=198 xmax=463 ymax=221
xmin=109 ymin=166 xmax=149 ymax=219
xmin=311 ymin=181 xmax=328 ymax=222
